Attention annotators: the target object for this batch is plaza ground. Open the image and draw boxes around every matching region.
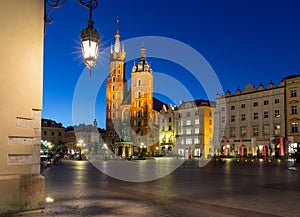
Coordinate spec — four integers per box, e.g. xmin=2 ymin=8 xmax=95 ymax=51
xmin=6 ymin=158 xmax=300 ymax=217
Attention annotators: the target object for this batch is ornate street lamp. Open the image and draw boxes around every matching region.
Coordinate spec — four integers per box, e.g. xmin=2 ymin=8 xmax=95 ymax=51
xmin=78 ymin=0 xmax=100 ymax=75
xmin=44 ymin=0 xmax=100 ymax=76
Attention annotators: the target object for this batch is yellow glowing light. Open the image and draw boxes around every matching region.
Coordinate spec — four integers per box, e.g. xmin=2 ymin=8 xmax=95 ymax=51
xmin=45 ymin=196 xmax=54 ymax=203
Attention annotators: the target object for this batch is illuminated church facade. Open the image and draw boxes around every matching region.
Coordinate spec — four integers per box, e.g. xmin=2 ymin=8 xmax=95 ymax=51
xmin=105 ymin=26 xmax=163 ymax=157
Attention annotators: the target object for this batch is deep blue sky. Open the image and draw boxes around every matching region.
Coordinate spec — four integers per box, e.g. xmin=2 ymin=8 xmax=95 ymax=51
xmin=43 ymin=0 xmax=300 ymax=128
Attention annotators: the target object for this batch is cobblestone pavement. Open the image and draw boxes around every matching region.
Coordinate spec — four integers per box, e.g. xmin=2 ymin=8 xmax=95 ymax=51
xmin=8 ymin=158 xmax=300 ymax=217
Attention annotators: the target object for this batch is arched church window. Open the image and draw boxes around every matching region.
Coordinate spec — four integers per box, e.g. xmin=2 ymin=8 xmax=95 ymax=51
xmin=137 ymin=79 xmax=141 ymax=86
xmin=112 ymin=85 xmax=115 ymax=91
xmin=112 ymin=76 xmax=115 ymax=82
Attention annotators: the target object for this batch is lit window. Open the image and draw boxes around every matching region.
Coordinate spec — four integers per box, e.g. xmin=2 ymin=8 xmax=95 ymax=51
xmin=253 ymin=126 xmax=259 ymax=136
xmin=274 ymin=125 xmax=280 ymax=135
xmin=195 ymin=128 xmax=199 ymax=134
xmin=240 ymin=127 xmax=246 ymax=137
xmin=275 ymin=109 xmax=280 ymax=118
xmin=291 ymin=122 xmax=298 ymax=133
xmin=186 ymin=120 xmax=191 ymax=125
xmin=194 ymin=138 xmax=200 ymax=144
xmin=186 ymin=129 xmax=191 ymax=135
xmin=186 ymin=138 xmax=192 ymax=145
xmin=195 ymin=119 xmax=199 ymax=125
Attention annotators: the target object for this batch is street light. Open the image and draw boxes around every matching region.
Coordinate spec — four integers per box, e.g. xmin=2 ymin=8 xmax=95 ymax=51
xmin=44 ymin=0 xmax=100 ymax=76
xmin=79 ymin=0 xmax=100 ymax=75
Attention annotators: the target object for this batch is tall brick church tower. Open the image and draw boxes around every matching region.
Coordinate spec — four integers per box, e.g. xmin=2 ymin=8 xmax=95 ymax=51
xmin=106 ymin=22 xmax=162 ymax=157
xmin=106 ymin=20 xmax=126 ymax=146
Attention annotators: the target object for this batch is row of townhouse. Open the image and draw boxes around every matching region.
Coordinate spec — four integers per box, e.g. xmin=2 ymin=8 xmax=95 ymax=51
xmin=214 ymin=75 xmax=300 ymax=157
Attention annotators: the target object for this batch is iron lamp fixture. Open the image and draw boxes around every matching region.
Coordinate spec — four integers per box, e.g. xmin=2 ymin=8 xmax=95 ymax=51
xmin=45 ymin=0 xmax=100 ymax=76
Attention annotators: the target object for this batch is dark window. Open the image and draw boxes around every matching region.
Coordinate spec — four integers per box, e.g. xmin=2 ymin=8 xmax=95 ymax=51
xmin=253 ymin=102 xmax=258 ymax=107
xmin=264 ymin=100 xmax=269 ymax=105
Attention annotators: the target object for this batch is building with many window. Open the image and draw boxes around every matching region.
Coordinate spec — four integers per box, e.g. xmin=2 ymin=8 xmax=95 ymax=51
xmin=284 ymin=75 xmax=300 ymax=155
xmin=215 ymin=75 xmax=300 ymax=157
xmin=41 ymin=118 xmax=66 ymax=147
xmin=159 ymin=100 xmax=215 ymax=158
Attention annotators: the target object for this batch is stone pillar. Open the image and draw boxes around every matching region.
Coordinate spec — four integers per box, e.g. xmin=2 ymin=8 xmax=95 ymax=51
xmin=0 ymin=0 xmax=45 ymax=214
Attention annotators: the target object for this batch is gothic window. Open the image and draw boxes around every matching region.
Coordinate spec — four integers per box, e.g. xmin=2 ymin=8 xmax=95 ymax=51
xmin=112 ymin=85 xmax=115 ymax=91
xmin=112 ymin=76 xmax=115 ymax=82
xmin=112 ymin=94 xmax=115 ymax=100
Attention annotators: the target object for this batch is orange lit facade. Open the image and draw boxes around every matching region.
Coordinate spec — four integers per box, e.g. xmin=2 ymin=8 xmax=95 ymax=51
xmin=106 ymin=27 xmax=162 ymax=157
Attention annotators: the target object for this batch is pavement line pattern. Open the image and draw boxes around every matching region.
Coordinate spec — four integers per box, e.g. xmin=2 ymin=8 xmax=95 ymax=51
xmin=106 ymin=187 xmax=282 ymax=217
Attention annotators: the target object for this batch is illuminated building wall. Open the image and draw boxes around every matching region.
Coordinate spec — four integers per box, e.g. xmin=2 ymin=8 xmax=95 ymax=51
xmin=0 ymin=0 xmax=45 ymax=213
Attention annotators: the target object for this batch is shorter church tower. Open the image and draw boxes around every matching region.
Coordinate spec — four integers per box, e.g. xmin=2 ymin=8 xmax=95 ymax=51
xmin=130 ymin=45 xmax=154 ymax=150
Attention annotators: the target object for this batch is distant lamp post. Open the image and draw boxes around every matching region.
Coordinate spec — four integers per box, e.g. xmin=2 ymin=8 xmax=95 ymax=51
xmin=44 ymin=0 xmax=100 ymax=76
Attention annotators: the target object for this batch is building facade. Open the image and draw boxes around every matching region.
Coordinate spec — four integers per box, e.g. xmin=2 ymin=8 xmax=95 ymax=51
xmin=284 ymin=75 xmax=300 ymax=155
xmin=159 ymin=100 xmax=215 ymax=158
xmin=105 ymin=26 xmax=162 ymax=157
xmin=41 ymin=119 xmax=66 ymax=146
xmin=214 ymin=78 xmax=299 ymax=157
xmin=0 ymin=0 xmax=45 ymax=213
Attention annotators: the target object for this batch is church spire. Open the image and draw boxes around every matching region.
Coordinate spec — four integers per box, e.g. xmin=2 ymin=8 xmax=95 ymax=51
xmin=114 ymin=18 xmax=120 ymax=53
xmin=110 ymin=18 xmax=125 ymax=62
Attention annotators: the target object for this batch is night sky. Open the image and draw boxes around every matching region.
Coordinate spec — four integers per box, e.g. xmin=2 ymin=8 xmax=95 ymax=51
xmin=43 ymin=0 xmax=300 ymax=128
